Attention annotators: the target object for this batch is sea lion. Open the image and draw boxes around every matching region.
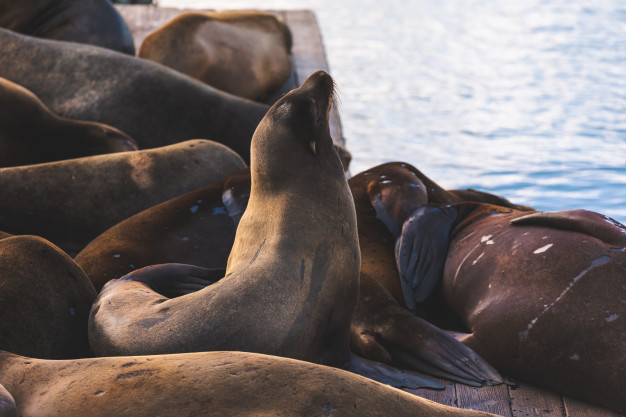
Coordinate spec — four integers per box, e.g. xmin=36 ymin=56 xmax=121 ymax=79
xmin=78 ymin=163 xmax=501 ymax=388
xmin=0 ymin=0 xmax=135 ymax=54
xmin=0 ymin=27 xmax=268 ymax=163
xmin=393 ymin=201 xmax=626 ymax=412
xmin=0 ymin=234 xmax=97 ymax=359
xmin=139 ymin=11 xmax=293 ymax=102
xmin=88 ymin=72 xmax=439 ymax=390
xmin=0 ymin=139 xmax=246 ymax=255
xmin=0 ymin=350 xmax=498 ymax=417
xmin=0 ymin=76 xmax=137 ymax=167
xmin=75 ymin=168 xmax=252 ymax=291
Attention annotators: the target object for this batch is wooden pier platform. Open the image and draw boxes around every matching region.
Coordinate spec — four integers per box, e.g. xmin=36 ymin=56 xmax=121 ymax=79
xmin=116 ymin=6 xmax=623 ymax=417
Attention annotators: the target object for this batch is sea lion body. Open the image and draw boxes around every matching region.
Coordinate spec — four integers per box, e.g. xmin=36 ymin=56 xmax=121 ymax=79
xmin=0 ymin=28 xmax=267 ymax=163
xmin=0 ymin=140 xmax=245 ymax=254
xmin=89 ymin=72 xmax=359 ymax=368
xmin=0 ymin=0 xmax=135 ymax=54
xmin=437 ymin=207 xmax=626 ymax=412
xmin=0 ymin=234 xmax=96 ymax=359
xmin=0 ymin=351 xmax=496 ymax=417
xmin=0 ymin=77 xmax=136 ymax=167
xmin=76 ymin=169 xmax=251 ymax=291
xmin=139 ymin=11 xmax=293 ymax=101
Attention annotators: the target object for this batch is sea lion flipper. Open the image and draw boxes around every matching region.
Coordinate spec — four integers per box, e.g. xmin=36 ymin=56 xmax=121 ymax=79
xmin=121 ymin=263 xmax=221 ymax=298
xmin=0 ymin=384 xmax=17 ymax=417
xmin=352 ymin=304 xmax=502 ymax=386
xmin=511 ymin=209 xmax=626 ymax=246
xmin=346 ymin=353 xmax=444 ymax=390
xmin=381 ymin=315 xmax=502 ymax=386
xmin=395 ymin=206 xmax=458 ymax=311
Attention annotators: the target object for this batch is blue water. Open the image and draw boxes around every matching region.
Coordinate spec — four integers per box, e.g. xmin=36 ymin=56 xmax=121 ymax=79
xmin=162 ymin=0 xmax=626 ymax=223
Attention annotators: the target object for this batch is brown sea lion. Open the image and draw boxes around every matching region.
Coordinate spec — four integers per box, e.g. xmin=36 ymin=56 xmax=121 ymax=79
xmin=139 ymin=11 xmax=293 ymax=102
xmin=88 ymin=72 xmax=439 ymax=389
xmin=0 ymin=235 xmax=97 ymax=359
xmin=0 ymin=139 xmax=245 ymax=255
xmin=0 ymin=27 xmax=268 ymax=164
xmin=0 ymin=350 xmax=498 ymax=417
xmin=0 ymin=76 xmax=137 ymax=167
xmin=394 ymin=201 xmax=626 ymax=412
xmin=78 ymin=166 xmax=500 ymax=387
xmin=0 ymin=0 xmax=135 ymax=54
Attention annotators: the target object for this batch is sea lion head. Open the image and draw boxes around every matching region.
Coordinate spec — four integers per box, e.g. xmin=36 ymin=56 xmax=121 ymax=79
xmin=250 ymin=71 xmax=343 ymax=185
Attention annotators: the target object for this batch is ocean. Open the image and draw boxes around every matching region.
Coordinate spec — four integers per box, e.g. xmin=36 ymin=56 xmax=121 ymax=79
xmin=160 ymin=0 xmax=626 ymax=223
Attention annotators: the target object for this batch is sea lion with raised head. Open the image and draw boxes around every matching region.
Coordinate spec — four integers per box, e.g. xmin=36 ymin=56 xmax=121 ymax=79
xmin=0 ymin=350 xmax=498 ymax=417
xmin=77 ymin=162 xmax=503 ymax=388
xmin=0 ymin=0 xmax=135 ymax=54
xmin=0 ymin=234 xmax=97 ymax=359
xmin=88 ymin=72 xmax=439 ymax=389
xmin=0 ymin=139 xmax=245 ymax=255
xmin=0 ymin=76 xmax=137 ymax=167
xmin=0 ymin=27 xmax=268 ymax=163
xmin=139 ymin=11 xmax=293 ymax=102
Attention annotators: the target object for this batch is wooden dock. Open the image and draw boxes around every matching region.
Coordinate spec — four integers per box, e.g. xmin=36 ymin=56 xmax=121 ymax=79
xmin=116 ymin=6 xmax=623 ymax=417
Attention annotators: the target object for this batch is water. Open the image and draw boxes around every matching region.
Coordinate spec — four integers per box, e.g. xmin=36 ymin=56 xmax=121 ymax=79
xmin=160 ymin=0 xmax=626 ymax=223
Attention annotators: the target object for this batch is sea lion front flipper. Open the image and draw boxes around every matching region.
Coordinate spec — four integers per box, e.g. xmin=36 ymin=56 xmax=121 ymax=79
xmin=511 ymin=209 xmax=626 ymax=246
xmin=0 ymin=384 xmax=17 ymax=417
xmin=346 ymin=353 xmax=444 ymax=390
xmin=120 ymin=263 xmax=224 ymax=298
xmin=395 ymin=205 xmax=458 ymax=311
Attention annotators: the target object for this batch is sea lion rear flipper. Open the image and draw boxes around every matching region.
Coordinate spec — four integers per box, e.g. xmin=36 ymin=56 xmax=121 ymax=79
xmin=0 ymin=384 xmax=17 ymax=417
xmin=120 ymin=263 xmax=223 ymax=298
xmin=352 ymin=302 xmax=502 ymax=386
xmin=395 ymin=206 xmax=458 ymax=311
xmin=511 ymin=209 xmax=626 ymax=246
xmin=346 ymin=353 xmax=444 ymax=390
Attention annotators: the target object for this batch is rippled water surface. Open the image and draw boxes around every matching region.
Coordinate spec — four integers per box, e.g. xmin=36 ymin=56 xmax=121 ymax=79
xmin=161 ymin=0 xmax=626 ymax=223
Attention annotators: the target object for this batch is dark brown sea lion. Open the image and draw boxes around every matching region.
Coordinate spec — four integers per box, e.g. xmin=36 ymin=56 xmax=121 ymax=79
xmin=0 ymin=140 xmax=246 ymax=255
xmin=75 ymin=168 xmax=252 ymax=291
xmin=0 ymin=76 xmax=137 ymax=167
xmin=88 ymin=72 xmax=439 ymax=389
xmin=394 ymin=202 xmax=626 ymax=412
xmin=139 ymin=11 xmax=293 ymax=102
xmin=0 ymin=235 xmax=97 ymax=359
xmin=0 ymin=351 xmax=497 ymax=417
xmin=0 ymin=27 xmax=268 ymax=163
xmin=0 ymin=0 xmax=135 ymax=54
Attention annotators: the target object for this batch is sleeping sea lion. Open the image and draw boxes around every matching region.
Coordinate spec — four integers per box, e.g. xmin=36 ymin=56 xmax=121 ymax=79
xmin=378 ymin=176 xmax=625 ymax=412
xmin=0 ymin=234 xmax=96 ymax=359
xmin=0 ymin=0 xmax=135 ymax=54
xmin=0 ymin=76 xmax=137 ymax=167
xmin=0 ymin=27 xmax=267 ymax=163
xmin=0 ymin=139 xmax=245 ymax=255
xmin=139 ymin=11 xmax=293 ymax=102
xmin=0 ymin=350 xmax=498 ymax=417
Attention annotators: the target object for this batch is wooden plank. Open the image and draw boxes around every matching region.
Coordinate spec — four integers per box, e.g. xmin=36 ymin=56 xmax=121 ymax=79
xmin=563 ymin=396 xmax=624 ymax=417
xmin=457 ymin=383 xmax=514 ymax=417
xmin=406 ymin=377 xmax=458 ymax=408
xmin=509 ymin=382 xmax=565 ymax=417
